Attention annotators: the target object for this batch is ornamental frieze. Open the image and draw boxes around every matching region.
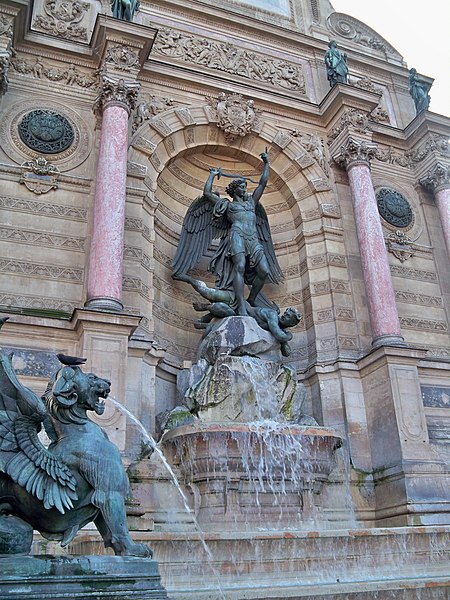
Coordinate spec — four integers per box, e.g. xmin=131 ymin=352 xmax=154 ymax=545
xmin=11 ymin=55 xmax=97 ymax=88
xmin=0 ymin=194 xmax=87 ymax=221
xmin=154 ymin=28 xmax=306 ymax=93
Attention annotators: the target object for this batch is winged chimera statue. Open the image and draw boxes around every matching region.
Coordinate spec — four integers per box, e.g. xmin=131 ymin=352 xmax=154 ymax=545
xmin=172 ymin=150 xmax=283 ymax=317
xmin=0 ymin=341 xmax=151 ymax=557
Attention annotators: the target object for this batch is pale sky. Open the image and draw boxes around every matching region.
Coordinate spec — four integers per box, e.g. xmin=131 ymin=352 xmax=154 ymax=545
xmin=331 ymin=0 xmax=450 ymax=117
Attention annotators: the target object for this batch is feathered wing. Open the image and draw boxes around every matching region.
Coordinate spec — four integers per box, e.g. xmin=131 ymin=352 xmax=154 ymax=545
xmin=0 ymin=352 xmax=77 ymax=514
xmin=255 ymin=203 xmax=284 ymax=284
xmin=172 ymin=195 xmax=228 ymax=277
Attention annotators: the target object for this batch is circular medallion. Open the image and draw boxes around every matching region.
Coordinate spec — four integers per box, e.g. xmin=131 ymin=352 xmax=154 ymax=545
xmin=18 ymin=110 xmax=74 ymax=154
xmin=376 ymin=188 xmax=413 ymax=228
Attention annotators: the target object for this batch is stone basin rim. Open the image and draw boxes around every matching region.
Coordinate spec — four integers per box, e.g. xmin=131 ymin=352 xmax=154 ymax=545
xmin=161 ymin=422 xmax=343 ymax=443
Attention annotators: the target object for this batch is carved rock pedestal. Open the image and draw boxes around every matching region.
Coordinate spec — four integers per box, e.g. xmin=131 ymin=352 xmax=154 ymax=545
xmin=0 ymin=555 xmax=168 ymax=599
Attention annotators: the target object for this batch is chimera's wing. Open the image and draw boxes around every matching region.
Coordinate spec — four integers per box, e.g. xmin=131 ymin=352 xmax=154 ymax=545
xmin=172 ymin=195 xmax=228 ymax=277
xmin=0 ymin=352 xmax=77 ymax=513
xmin=255 ymin=203 xmax=284 ymax=284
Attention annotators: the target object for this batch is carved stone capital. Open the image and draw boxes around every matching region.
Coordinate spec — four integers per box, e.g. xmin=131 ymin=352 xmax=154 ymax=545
xmin=420 ymin=162 xmax=450 ymax=193
xmin=333 ymin=137 xmax=377 ymax=170
xmin=94 ymin=74 xmax=140 ymax=116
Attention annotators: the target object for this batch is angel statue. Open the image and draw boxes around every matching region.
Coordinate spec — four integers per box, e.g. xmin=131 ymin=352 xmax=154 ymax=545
xmin=172 ymin=150 xmax=283 ymax=317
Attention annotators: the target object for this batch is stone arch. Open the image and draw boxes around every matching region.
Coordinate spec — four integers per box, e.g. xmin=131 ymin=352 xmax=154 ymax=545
xmin=127 ymin=103 xmax=346 ymax=370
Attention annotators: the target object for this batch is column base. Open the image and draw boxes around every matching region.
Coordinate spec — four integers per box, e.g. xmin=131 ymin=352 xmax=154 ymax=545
xmin=372 ymin=333 xmax=406 ymax=349
xmin=84 ymin=296 xmax=123 ymax=312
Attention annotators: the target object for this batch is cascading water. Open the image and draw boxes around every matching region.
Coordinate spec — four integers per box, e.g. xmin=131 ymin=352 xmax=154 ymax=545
xmin=107 ymin=396 xmax=226 ymax=599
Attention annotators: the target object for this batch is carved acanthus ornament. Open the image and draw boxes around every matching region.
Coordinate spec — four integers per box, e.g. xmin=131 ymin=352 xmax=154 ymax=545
xmin=208 ymin=92 xmax=258 ymax=140
xmin=19 ymin=158 xmax=60 ymax=195
xmin=132 ymin=95 xmax=175 ymax=133
xmin=105 ymin=45 xmax=140 ymax=72
xmin=32 ymin=0 xmax=90 ymax=41
xmin=420 ymin=163 xmax=450 ymax=193
xmin=333 ymin=137 xmax=377 ymax=169
xmin=328 ymin=109 xmax=372 ymax=141
xmin=94 ymin=74 xmax=140 ymax=115
xmin=154 ymin=28 xmax=306 ymax=93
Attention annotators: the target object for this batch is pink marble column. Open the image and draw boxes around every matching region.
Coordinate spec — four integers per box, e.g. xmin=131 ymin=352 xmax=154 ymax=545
xmin=85 ymin=78 xmax=139 ymax=312
xmin=336 ymin=139 xmax=404 ymax=347
xmin=420 ymin=163 xmax=450 ymax=260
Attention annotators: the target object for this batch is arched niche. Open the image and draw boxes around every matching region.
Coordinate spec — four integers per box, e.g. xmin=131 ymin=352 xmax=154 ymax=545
xmin=127 ymin=105 xmax=339 ymax=368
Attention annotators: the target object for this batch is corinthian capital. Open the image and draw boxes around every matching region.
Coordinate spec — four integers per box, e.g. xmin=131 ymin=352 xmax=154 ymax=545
xmin=333 ymin=137 xmax=377 ymax=170
xmin=94 ymin=74 xmax=140 ymax=116
xmin=420 ymin=162 xmax=450 ymax=193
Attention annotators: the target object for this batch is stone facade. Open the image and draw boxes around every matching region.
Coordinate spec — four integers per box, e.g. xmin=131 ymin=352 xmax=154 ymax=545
xmin=0 ymin=0 xmax=450 ymax=577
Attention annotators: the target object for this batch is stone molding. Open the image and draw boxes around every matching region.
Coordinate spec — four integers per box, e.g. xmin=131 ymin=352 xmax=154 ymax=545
xmin=153 ymin=27 xmax=306 ymax=93
xmin=0 ymin=291 xmax=76 ymax=314
xmin=0 ymin=258 xmax=83 ymax=282
xmin=94 ymin=74 xmax=140 ymax=115
xmin=420 ymin=162 xmax=450 ymax=193
xmin=399 ymin=316 xmax=448 ymax=333
xmin=0 ymin=194 xmax=87 ymax=221
xmin=333 ymin=137 xmax=377 ymax=170
xmin=0 ymin=224 xmax=85 ymax=252
xmin=395 ymin=290 xmax=442 ymax=308
xmin=390 ymin=264 xmax=437 ymax=282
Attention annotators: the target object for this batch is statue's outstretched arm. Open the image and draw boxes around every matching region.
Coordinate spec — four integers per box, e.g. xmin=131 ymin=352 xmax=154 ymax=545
xmin=203 ymin=168 xmax=221 ymax=204
xmin=252 ymin=151 xmax=269 ymax=204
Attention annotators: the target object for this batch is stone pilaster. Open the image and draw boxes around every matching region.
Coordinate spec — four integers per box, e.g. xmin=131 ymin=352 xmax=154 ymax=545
xmin=420 ymin=162 xmax=450 ymax=260
xmin=333 ymin=137 xmax=404 ymax=348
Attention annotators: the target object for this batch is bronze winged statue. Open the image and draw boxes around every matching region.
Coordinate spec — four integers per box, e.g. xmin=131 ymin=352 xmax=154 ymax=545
xmin=172 ymin=149 xmax=283 ymax=316
xmin=0 ymin=341 xmax=152 ymax=557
